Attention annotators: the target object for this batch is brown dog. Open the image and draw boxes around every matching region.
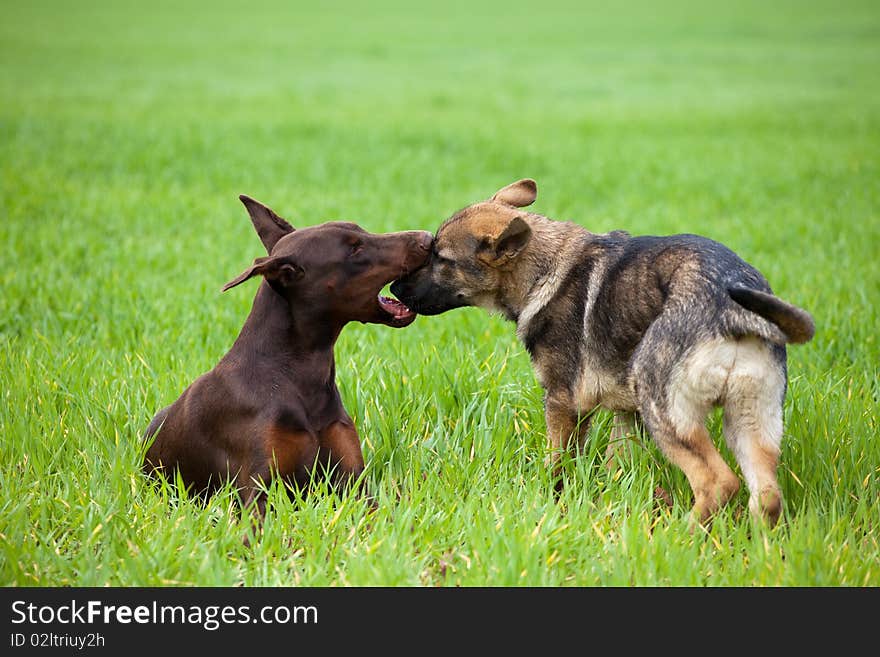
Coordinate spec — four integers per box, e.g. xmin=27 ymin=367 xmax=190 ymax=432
xmin=143 ymin=195 xmax=431 ymax=521
xmin=392 ymin=179 xmax=814 ymax=526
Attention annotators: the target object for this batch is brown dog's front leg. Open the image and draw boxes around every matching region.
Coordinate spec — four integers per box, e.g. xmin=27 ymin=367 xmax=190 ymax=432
xmin=544 ymin=395 xmax=592 ymax=496
xmin=239 ymin=483 xmax=268 ymax=548
xmin=318 ymin=421 xmax=371 ymax=502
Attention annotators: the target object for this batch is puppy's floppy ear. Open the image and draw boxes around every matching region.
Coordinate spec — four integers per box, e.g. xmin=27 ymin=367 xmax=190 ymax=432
xmin=477 ymin=215 xmax=532 ymax=268
xmin=238 ymin=195 xmax=295 ymax=253
xmin=490 ymin=179 xmax=537 ymax=208
xmin=221 ymin=256 xmax=304 ymax=292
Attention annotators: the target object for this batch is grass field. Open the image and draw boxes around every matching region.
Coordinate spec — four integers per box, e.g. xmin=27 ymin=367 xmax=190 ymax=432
xmin=2 ymin=0 xmax=879 ymax=586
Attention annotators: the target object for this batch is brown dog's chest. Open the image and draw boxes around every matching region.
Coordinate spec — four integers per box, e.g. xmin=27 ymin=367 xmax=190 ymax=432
xmin=264 ymin=411 xmax=362 ymax=480
xmin=264 ymin=424 xmax=320 ymax=482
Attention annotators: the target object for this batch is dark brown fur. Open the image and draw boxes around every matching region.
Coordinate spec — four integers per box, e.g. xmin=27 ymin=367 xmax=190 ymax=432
xmin=392 ymin=179 xmax=814 ymax=526
xmin=143 ymin=195 xmax=432 ymax=530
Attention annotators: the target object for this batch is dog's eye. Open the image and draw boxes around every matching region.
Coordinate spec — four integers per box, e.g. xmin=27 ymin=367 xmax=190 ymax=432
xmin=349 ymin=242 xmax=364 ymax=256
xmin=435 ymin=254 xmax=454 ymax=267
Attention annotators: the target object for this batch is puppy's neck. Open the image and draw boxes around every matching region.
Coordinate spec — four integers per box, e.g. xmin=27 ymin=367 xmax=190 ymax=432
xmin=496 ymin=215 xmax=586 ymax=324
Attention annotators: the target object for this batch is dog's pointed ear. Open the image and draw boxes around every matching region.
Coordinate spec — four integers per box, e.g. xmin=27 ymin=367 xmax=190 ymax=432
xmin=238 ymin=195 xmax=295 ymax=253
xmin=221 ymin=256 xmax=304 ymax=292
xmin=490 ymin=179 xmax=537 ymax=208
xmin=477 ymin=215 xmax=532 ymax=267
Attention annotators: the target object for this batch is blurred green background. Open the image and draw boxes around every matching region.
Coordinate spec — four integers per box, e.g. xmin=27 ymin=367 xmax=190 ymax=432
xmin=1 ymin=0 xmax=878 ymax=585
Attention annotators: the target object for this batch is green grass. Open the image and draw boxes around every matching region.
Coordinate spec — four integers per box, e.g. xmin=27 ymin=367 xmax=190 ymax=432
xmin=2 ymin=0 xmax=879 ymax=586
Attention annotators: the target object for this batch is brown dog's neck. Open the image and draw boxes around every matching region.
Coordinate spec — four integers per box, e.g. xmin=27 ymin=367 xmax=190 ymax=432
xmin=228 ymin=281 xmax=343 ymax=382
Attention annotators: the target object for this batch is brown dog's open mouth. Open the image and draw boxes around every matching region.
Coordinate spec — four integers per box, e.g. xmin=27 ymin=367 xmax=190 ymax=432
xmin=377 ymin=294 xmax=417 ymax=327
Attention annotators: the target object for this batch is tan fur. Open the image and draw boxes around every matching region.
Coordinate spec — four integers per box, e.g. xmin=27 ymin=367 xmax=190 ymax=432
xmin=491 ymin=178 xmax=538 ymax=207
xmin=659 ymin=425 xmax=741 ymax=524
xmin=438 ymin=206 xmax=588 ymax=323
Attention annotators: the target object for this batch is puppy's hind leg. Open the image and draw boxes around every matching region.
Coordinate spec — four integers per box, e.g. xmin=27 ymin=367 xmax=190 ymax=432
xmin=721 ymin=340 xmax=787 ymax=527
xmin=639 ymin=404 xmax=740 ymax=525
xmin=633 ymin=334 xmax=741 ymax=525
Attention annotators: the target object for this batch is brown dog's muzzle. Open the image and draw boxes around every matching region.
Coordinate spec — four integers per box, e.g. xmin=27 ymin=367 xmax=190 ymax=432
xmin=410 ymin=231 xmax=433 ymax=275
xmin=372 ymin=230 xmax=433 ymax=327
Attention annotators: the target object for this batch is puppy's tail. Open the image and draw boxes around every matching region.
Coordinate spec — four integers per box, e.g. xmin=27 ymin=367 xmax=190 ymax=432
xmin=727 ymin=286 xmax=815 ymax=344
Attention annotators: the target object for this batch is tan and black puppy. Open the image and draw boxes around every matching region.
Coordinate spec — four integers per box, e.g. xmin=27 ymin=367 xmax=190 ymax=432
xmin=392 ymin=179 xmax=814 ymax=526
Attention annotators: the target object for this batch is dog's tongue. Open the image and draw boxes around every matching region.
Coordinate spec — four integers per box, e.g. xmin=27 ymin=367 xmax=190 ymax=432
xmin=378 ymin=295 xmax=415 ymax=320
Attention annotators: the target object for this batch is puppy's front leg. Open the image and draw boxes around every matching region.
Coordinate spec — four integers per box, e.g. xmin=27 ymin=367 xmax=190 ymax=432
xmin=544 ymin=394 xmax=592 ymax=495
xmin=605 ymin=411 xmax=643 ymax=467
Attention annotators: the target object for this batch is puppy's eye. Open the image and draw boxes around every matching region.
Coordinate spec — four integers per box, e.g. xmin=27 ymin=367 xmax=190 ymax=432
xmin=349 ymin=242 xmax=364 ymax=256
xmin=434 ymin=252 xmax=454 ymax=267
